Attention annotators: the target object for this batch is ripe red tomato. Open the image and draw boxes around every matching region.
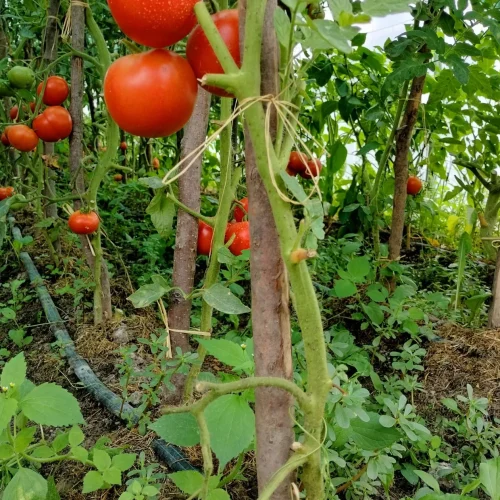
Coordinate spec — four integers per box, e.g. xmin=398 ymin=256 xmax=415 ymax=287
xmin=287 ymin=151 xmax=309 ymax=175
xmin=68 ymin=210 xmax=100 ymax=235
xmin=152 ymin=158 xmax=160 ymax=169
xmin=107 ymin=0 xmax=199 ymax=48
xmin=300 ymin=158 xmax=322 ymax=179
xmin=225 ymin=221 xmax=250 ymax=256
xmin=120 ymin=141 xmax=127 ymax=151
xmin=37 ymin=76 xmax=69 ymax=106
xmin=104 ymin=50 xmax=198 ymax=138
xmin=186 ymin=9 xmax=241 ymax=97
xmin=407 ymin=176 xmax=423 ymax=196
xmin=0 ymin=187 xmax=14 ymax=200
xmin=7 ymin=125 xmax=39 ymax=152
xmin=1 ymin=131 xmax=10 ymax=146
xmin=32 ymin=106 xmax=73 ymax=142
xmin=234 ymin=197 xmax=249 ymax=222
xmin=30 ymin=101 xmax=36 ymax=113
xmin=114 ymin=173 xmax=123 ymax=182
xmin=9 ymin=105 xmax=19 ymax=121
xmin=198 ymin=221 xmax=214 ymax=256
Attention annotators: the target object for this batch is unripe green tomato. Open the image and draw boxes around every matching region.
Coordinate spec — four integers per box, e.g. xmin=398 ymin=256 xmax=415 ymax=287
xmin=10 ymin=194 xmax=27 ymax=211
xmin=7 ymin=66 xmax=35 ymax=89
xmin=0 ymin=81 xmax=14 ymax=97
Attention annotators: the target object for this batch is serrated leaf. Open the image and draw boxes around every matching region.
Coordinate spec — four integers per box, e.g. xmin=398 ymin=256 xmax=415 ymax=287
xmin=138 ymin=177 xmax=164 ymax=189
xmin=1 ymin=352 xmax=26 ymax=388
xmin=14 ymin=427 xmax=36 ymax=453
xmin=205 ymin=394 xmax=255 ymax=468
xmin=93 ymin=449 xmax=112 ymax=471
xmin=128 ymin=283 xmax=169 ymax=308
xmin=69 ymin=426 xmax=85 ymax=447
xmin=446 ymin=54 xmax=469 ymax=85
xmin=2 ymin=468 xmax=48 ymax=500
xmin=168 ymin=471 xmax=205 ymax=495
xmin=347 ymin=256 xmax=371 ymax=280
xmin=204 ymin=284 xmax=251 ymax=315
xmin=350 ymin=412 xmax=402 ymax=450
xmin=20 ymin=383 xmax=84 ymax=427
xmin=103 ymin=466 xmax=122 ymax=485
xmin=112 ymin=453 xmax=136 ymax=472
xmin=82 ymin=471 xmax=104 ymax=494
xmin=208 ymin=490 xmax=231 ymax=500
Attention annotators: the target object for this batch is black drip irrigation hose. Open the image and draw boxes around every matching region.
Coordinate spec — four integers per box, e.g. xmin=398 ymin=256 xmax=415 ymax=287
xmin=9 ymin=218 xmax=196 ymax=473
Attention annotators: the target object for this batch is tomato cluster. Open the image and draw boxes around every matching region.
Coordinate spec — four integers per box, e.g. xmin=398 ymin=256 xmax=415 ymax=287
xmin=287 ymin=151 xmax=323 ymax=179
xmin=104 ymin=2 xmax=241 ymax=138
xmin=2 ymin=75 xmax=72 ymax=153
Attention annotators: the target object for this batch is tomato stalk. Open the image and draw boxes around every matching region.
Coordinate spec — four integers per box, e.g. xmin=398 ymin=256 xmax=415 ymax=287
xmin=183 ymin=97 xmax=240 ymax=401
xmin=192 ymin=1 xmax=331 ymax=496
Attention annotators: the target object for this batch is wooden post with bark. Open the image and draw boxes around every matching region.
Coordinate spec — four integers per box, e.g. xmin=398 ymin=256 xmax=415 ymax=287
xmin=69 ymin=2 xmax=112 ymax=319
xmin=168 ymin=89 xmax=211 ymax=353
xmin=240 ymin=0 xmax=294 ymax=497
xmin=388 ymin=69 xmax=428 ymax=262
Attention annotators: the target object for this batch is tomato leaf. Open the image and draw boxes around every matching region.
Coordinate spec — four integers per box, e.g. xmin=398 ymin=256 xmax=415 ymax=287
xmin=204 ymin=284 xmax=251 ymax=315
xmin=146 ymin=191 xmax=175 ymax=239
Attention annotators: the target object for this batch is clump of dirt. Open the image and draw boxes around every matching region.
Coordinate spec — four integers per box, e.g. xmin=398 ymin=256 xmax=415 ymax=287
xmin=417 ymin=323 xmax=500 ymax=417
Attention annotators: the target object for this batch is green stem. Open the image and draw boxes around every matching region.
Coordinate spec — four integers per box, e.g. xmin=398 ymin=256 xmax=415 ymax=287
xmin=167 ymin=191 xmax=214 ymax=226
xmin=218 ymin=453 xmax=244 ymax=488
xmin=183 ymin=98 xmax=238 ymax=401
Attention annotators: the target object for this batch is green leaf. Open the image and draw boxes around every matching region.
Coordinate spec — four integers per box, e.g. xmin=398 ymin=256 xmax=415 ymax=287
xmin=71 ymin=446 xmax=89 ymax=463
xmin=362 ymin=302 xmax=384 ymax=326
xmin=146 ymin=192 xmax=175 ymax=239
xmin=446 ymin=54 xmax=469 ymax=85
xmin=168 ymin=471 xmax=205 ymax=495
xmin=198 ymin=338 xmax=251 ymax=370
xmin=363 ymin=0 xmax=413 ymax=17
xmin=327 ymin=140 xmax=348 ymax=174
xmin=350 ymin=412 xmax=402 ymax=450
xmin=274 ymin=6 xmax=291 ymax=47
xmin=93 ymin=449 xmax=112 ymax=471
xmin=310 ymin=19 xmax=353 ymax=54
xmin=2 ymin=468 xmax=48 ymax=500
xmin=204 ymin=284 xmax=251 ymax=315
xmin=208 ymin=490 xmax=231 ymax=500
xmin=379 ymin=415 xmax=396 ymax=428
xmin=480 ymin=457 xmax=500 ymax=500
xmin=128 ymin=283 xmax=169 ymax=308
xmin=347 ymin=256 xmax=371 ymax=280
xmin=14 ymin=427 xmax=36 ymax=453
xmin=20 ymin=383 xmax=84 ymax=426
xmin=415 ymin=470 xmax=440 ymax=492
xmin=46 ymin=477 xmax=61 ymax=500
xmin=0 ymin=444 xmax=14 ymax=460
xmin=102 ymin=467 xmax=122 ymax=485
xmin=0 ymin=397 xmax=18 ymax=433
xmin=382 ymin=58 xmax=429 ymax=97
xmin=138 ymin=177 xmax=164 ymax=189
xmin=151 ymin=412 xmax=201 ymax=448
xmin=205 ymin=394 xmax=255 ymax=468
xmin=334 ymin=279 xmax=357 ymax=298
xmin=82 ymin=471 xmax=104 ymax=494
xmin=112 ymin=453 xmax=137 ymax=472
xmin=69 ymin=426 xmax=85 ymax=447
xmin=1 ymin=352 xmax=27 ymax=388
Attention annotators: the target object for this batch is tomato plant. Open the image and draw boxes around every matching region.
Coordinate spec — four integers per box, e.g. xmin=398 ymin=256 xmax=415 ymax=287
xmin=6 ymin=125 xmax=38 ymax=152
xmin=7 ymin=66 xmax=35 ymax=89
xmin=197 ymin=221 xmax=213 ymax=256
xmin=186 ymin=9 xmax=241 ymax=97
xmin=32 ymin=106 xmax=72 ymax=142
xmin=301 ymin=158 xmax=322 ymax=179
xmin=0 ymin=186 xmax=14 ymax=200
xmin=114 ymin=173 xmax=123 ymax=182
xmin=107 ymin=0 xmax=199 ymax=48
xmin=225 ymin=221 xmax=250 ymax=256
xmin=68 ymin=211 xmax=100 ymax=235
xmin=104 ymin=50 xmax=198 ymax=138
xmin=37 ymin=76 xmax=69 ymax=106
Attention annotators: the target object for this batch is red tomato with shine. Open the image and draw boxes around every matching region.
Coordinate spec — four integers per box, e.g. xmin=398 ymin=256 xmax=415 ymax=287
xmin=107 ymin=0 xmax=199 ymax=48
xmin=198 ymin=221 xmax=214 ymax=256
xmin=37 ymin=76 xmax=69 ymax=106
xmin=68 ymin=210 xmax=100 ymax=235
xmin=7 ymin=125 xmax=39 ymax=152
xmin=9 ymin=105 xmax=19 ymax=121
xmin=225 ymin=221 xmax=250 ymax=256
xmin=287 ymin=151 xmax=309 ymax=175
xmin=300 ymin=158 xmax=322 ymax=179
xmin=33 ymin=106 xmax=73 ymax=142
xmin=186 ymin=10 xmax=241 ymax=97
xmin=104 ymin=50 xmax=198 ymax=138
xmin=0 ymin=187 xmax=14 ymax=200
xmin=407 ymin=176 xmax=423 ymax=196
xmin=234 ymin=197 xmax=249 ymax=222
